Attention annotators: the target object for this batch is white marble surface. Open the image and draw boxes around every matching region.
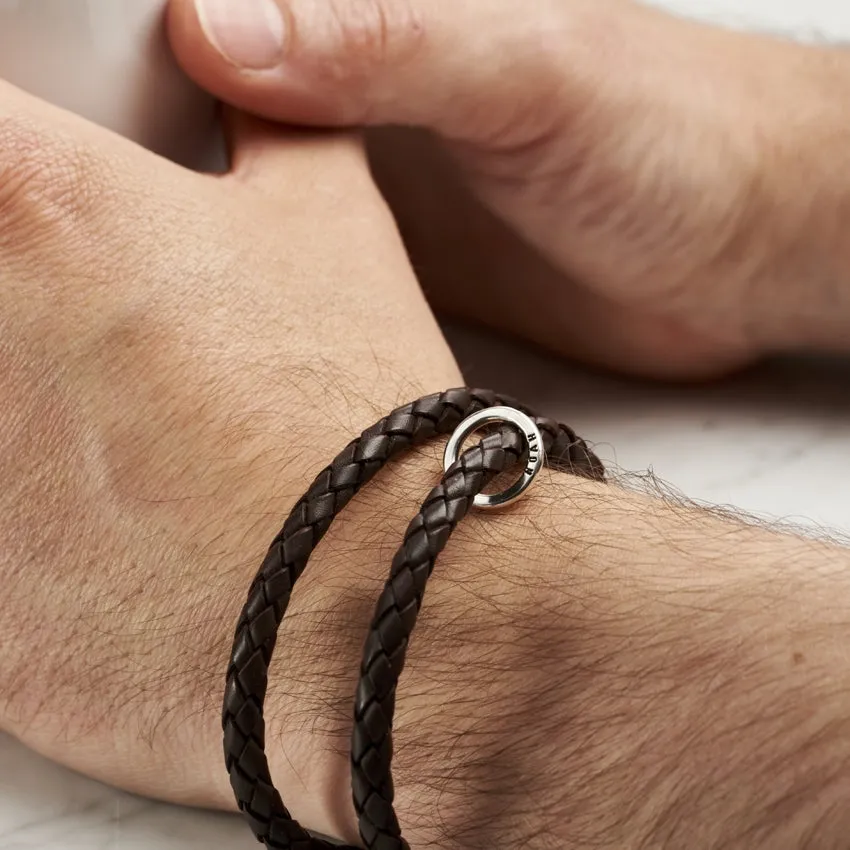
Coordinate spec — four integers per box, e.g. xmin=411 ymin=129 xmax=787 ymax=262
xmin=3 ymin=1 xmax=850 ymax=848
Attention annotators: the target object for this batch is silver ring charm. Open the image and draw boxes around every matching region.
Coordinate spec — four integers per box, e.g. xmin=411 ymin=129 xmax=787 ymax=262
xmin=443 ymin=406 xmax=545 ymax=509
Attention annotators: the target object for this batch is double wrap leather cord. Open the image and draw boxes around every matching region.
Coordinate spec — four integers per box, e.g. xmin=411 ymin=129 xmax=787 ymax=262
xmin=223 ymin=388 xmax=604 ymax=849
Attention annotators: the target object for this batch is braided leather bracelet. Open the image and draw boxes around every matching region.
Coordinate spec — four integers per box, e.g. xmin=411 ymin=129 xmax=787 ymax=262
xmin=223 ymin=388 xmax=604 ymax=849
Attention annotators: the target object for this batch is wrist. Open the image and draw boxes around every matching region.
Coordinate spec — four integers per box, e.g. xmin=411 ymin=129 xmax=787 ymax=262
xmin=261 ymin=446 xmax=601 ymax=845
xmin=267 ymin=462 xmax=850 ymax=849
xmin=742 ymin=44 xmax=850 ymax=353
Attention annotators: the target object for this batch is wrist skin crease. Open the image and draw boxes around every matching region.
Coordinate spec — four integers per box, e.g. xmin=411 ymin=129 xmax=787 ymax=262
xmin=258 ymin=446 xmax=850 ymax=850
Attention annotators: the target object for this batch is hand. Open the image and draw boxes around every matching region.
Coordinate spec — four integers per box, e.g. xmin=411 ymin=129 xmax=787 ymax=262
xmin=167 ymin=0 xmax=850 ymax=378
xmin=0 ymin=77 xmax=461 ymax=835
xmin=3 ymin=56 xmax=850 ymax=850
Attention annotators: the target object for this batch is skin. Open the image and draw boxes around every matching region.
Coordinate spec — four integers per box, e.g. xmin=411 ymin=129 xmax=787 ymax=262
xmin=0 ymin=2 xmax=850 ymax=848
xmin=0 ymin=76 xmax=461 ymax=824
xmin=167 ymin=0 xmax=850 ymax=377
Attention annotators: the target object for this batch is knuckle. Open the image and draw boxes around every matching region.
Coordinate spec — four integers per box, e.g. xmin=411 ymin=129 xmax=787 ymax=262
xmin=0 ymin=109 xmax=109 ymax=252
xmin=318 ymin=0 xmax=424 ymax=80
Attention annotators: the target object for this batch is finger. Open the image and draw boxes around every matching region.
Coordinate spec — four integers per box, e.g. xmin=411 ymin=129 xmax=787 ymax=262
xmin=222 ymin=106 xmax=376 ymax=207
xmin=166 ymin=0 xmax=612 ymax=147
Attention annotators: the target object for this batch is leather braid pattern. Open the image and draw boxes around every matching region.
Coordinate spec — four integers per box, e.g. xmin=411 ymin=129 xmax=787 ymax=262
xmin=223 ymin=388 xmax=604 ymax=849
xmin=352 ymin=427 xmax=604 ymax=849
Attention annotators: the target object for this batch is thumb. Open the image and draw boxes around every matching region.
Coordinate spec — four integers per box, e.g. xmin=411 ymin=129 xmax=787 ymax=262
xmin=167 ymin=0 xmax=602 ymax=147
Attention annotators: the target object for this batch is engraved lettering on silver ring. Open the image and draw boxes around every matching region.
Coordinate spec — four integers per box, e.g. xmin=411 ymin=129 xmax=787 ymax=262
xmin=443 ymin=407 xmax=546 ymax=509
xmin=525 ymin=431 xmax=541 ymax=475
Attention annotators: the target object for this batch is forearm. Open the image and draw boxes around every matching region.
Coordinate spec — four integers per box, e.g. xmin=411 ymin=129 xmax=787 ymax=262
xmin=268 ymin=460 xmax=850 ymax=848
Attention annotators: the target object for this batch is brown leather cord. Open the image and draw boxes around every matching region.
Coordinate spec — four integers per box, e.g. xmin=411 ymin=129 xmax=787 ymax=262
xmin=352 ymin=425 xmax=605 ymax=849
xmin=223 ymin=388 xmax=604 ymax=849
